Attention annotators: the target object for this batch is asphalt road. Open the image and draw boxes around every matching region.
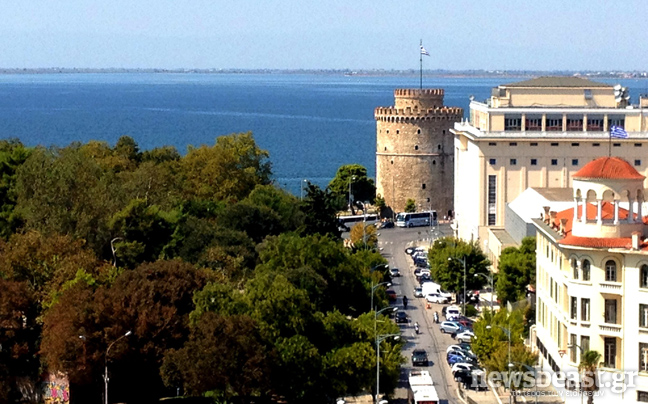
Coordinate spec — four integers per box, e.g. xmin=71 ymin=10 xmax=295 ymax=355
xmin=376 ymin=224 xmax=463 ymax=404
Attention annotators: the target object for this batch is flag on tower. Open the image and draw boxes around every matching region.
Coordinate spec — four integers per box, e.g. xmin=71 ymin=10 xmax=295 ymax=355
xmin=420 ymin=45 xmax=430 ymax=56
xmin=610 ymin=125 xmax=629 ymax=139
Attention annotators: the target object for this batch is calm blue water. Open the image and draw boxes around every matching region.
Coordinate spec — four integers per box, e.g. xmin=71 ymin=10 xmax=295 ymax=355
xmin=0 ymin=73 xmax=644 ymax=195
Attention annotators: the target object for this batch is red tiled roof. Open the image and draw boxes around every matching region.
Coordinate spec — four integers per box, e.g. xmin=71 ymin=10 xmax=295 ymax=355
xmin=573 ymin=157 xmax=645 ymax=180
xmin=543 ymin=201 xmax=648 ymax=249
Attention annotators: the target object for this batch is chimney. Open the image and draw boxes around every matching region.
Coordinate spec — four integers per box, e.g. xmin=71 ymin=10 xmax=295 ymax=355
xmin=560 ymin=218 xmax=568 ymax=236
xmin=632 ymin=231 xmax=641 ymax=250
xmin=543 ymin=206 xmax=551 ymax=224
xmin=550 ymin=211 xmax=558 ymax=229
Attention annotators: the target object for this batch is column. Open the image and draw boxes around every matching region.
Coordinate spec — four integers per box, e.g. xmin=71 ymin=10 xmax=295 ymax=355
xmin=583 ymin=114 xmax=588 ymax=132
xmin=614 ymin=200 xmax=620 ymax=225
xmin=521 ymin=113 xmax=526 ymax=131
xmin=573 ymin=198 xmax=580 ymax=223
xmin=638 ymin=197 xmax=644 ymax=219
xmin=542 ymin=114 xmax=546 ymax=131
xmin=581 ymin=198 xmax=588 ymax=223
xmin=597 ymin=199 xmax=603 ymax=224
xmin=628 ymin=197 xmax=635 ymax=223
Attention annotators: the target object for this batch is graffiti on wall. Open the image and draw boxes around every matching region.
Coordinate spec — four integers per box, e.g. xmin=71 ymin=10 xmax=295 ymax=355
xmin=41 ymin=373 xmax=69 ymax=404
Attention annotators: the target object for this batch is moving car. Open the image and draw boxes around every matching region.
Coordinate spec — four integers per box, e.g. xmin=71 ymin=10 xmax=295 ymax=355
xmin=439 ymin=321 xmax=461 ymax=334
xmin=395 ymin=311 xmax=409 ymax=324
xmin=411 ymin=349 xmax=429 ymax=366
xmin=413 ymin=287 xmax=424 ymax=298
xmin=389 ymin=268 xmax=401 ymax=277
xmin=386 ymin=289 xmax=397 ymax=301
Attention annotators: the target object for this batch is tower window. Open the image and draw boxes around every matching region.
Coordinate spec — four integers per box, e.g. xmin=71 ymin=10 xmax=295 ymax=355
xmin=422 ymin=184 xmax=426 ymax=190
xmin=427 ymin=198 xmax=430 ymax=202
xmin=438 ymin=145 xmax=441 ymax=150
xmin=417 ymin=129 xmax=421 ymax=134
xmin=384 ymin=147 xmax=387 ymax=151
xmin=551 ymin=159 xmax=558 ymax=166
xmin=572 ymin=159 xmax=579 ymax=166
xmin=636 ymin=160 xmax=642 ymax=166
xmin=415 ymin=145 xmax=419 ymax=150
xmin=391 ymin=160 xmax=394 ymax=165
xmin=489 ymin=158 xmax=496 ymax=165
xmin=510 ymin=158 xmax=517 ymax=165
xmin=386 ymin=130 xmax=389 ymax=134
xmin=443 ymin=130 xmax=446 ymax=134
xmin=531 ymin=159 xmax=537 ymax=166
xmin=396 ymin=130 xmax=400 ymax=134
xmin=432 ymin=160 xmax=436 ymax=165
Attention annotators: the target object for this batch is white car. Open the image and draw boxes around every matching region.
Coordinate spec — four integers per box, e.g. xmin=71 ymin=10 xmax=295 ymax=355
xmin=445 ymin=306 xmax=461 ymax=319
xmin=446 ymin=345 xmax=474 ymax=355
xmin=426 ymin=293 xmax=450 ymax=304
xmin=413 ymin=287 xmax=424 ymax=298
xmin=451 ymin=362 xmax=476 ymax=374
xmin=456 ymin=330 xmax=475 ymax=343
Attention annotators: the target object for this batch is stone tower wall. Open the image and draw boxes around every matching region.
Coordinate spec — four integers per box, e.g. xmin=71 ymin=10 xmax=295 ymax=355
xmin=375 ymin=89 xmax=463 ymax=216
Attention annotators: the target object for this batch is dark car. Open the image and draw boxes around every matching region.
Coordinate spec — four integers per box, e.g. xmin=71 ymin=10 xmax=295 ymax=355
xmin=386 ymin=289 xmax=397 ymax=301
xmin=395 ymin=311 xmax=408 ymax=324
xmin=379 ymin=220 xmax=394 ymax=229
xmin=454 ymin=370 xmax=487 ymax=391
xmin=389 ymin=268 xmax=401 ymax=278
xmin=411 ymin=349 xmax=429 ymax=366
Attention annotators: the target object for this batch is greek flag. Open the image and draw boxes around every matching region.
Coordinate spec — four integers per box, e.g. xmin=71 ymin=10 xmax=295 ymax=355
xmin=420 ymin=45 xmax=430 ymax=56
xmin=610 ymin=125 xmax=629 ymax=139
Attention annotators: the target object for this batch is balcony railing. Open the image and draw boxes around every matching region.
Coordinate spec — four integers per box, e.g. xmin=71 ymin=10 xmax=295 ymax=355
xmin=599 ymin=324 xmax=622 ymax=335
xmin=600 ymin=282 xmax=623 ymax=294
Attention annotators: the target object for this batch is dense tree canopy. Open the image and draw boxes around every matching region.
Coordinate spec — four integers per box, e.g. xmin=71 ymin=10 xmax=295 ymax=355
xmin=495 ymin=236 xmax=536 ymax=305
xmin=428 ymin=237 xmax=491 ymax=295
xmin=327 ymin=164 xmax=376 ymax=214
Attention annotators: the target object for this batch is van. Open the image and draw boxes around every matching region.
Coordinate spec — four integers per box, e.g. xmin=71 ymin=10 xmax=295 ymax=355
xmin=445 ymin=305 xmax=461 ymax=319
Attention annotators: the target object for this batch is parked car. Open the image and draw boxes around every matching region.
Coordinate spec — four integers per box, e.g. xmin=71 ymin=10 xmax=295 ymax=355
xmin=447 ymin=349 xmax=477 ymax=362
xmin=405 ymin=247 xmax=416 ymax=255
xmin=386 ymin=290 xmax=397 ymax=301
xmin=456 ymin=330 xmax=475 ymax=343
xmin=454 ymin=369 xmax=486 ymax=391
xmin=389 ymin=268 xmax=401 ymax=277
xmin=411 ymin=349 xmax=429 ymax=366
xmin=413 ymin=287 xmax=424 ymax=298
xmin=447 ymin=353 xmax=478 ymax=366
xmin=377 ymin=220 xmax=394 ymax=229
xmin=414 ymin=268 xmax=423 ymax=277
xmin=447 ymin=343 xmax=473 ymax=355
xmin=445 ymin=306 xmax=461 ymax=319
xmin=426 ymin=293 xmax=450 ymax=304
xmin=439 ymin=321 xmax=462 ymax=334
xmin=395 ymin=311 xmax=409 ymax=324
xmin=451 ymin=362 xmax=477 ymax=375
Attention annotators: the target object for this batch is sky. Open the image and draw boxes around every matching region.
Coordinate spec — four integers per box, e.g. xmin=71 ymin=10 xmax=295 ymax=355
xmin=1 ymin=0 xmax=646 ymax=71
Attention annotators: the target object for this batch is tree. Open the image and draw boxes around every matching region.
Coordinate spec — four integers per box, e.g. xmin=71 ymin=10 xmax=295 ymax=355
xmin=374 ymin=195 xmax=386 ymax=218
xmin=300 ymin=183 xmax=341 ymax=239
xmin=113 ymin=135 xmax=141 ymax=165
xmin=327 ymin=164 xmax=376 ymax=215
xmin=404 ymin=199 xmax=416 ymax=213
xmin=579 ymin=350 xmax=602 ymax=404
xmin=0 ymin=139 xmax=31 ymax=238
xmin=496 ymin=237 xmax=536 ymax=305
xmin=180 ymin=132 xmax=272 ymax=203
xmin=428 ymin=237 xmax=490 ymax=297
xmin=349 ymin=222 xmax=378 ymax=249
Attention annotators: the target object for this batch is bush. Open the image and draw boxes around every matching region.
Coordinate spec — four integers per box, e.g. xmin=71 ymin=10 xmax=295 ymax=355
xmin=465 ymin=304 xmax=478 ymax=317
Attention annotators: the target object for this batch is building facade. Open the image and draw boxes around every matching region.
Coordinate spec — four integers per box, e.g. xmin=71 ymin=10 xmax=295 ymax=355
xmin=375 ymin=89 xmax=462 ymax=215
xmin=533 ymin=157 xmax=648 ymax=403
xmin=451 ymin=76 xmax=648 ymax=243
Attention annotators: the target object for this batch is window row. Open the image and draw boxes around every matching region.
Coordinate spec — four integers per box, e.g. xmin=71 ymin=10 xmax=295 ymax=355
xmin=487 ymin=141 xmax=642 ymax=148
xmin=503 ymin=115 xmax=625 ymax=132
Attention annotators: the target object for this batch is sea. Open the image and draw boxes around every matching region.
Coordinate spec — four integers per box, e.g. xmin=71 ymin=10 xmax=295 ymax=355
xmin=0 ymin=73 xmax=644 ymax=195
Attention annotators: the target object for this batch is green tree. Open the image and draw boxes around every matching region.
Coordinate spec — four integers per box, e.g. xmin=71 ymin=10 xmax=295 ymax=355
xmin=374 ymin=195 xmax=386 ymax=217
xmin=349 ymin=221 xmax=378 ymax=249
xmin=141 ymin=145 xmax=181 ymax=164
xmin=404 ymin=199 xmax=416 ymax=213
xmin=579 ymin=350 xmax=602 ymax=404
xmin=180 ymin=132 xmax=272 ymax=202
xmin=327 ymin=164 xmax=376 ymax=214
xmin=496 ymin=237 xmax=536 ymax=305
xmin=322 ymin=342 xmax=376 ymax=398
xmin=300 ymin=183 xmax=341 ymax=239
xmin=0 ymin=139 xmax=31 ymax=238
xmin=428 ymin=237 xmax=490 ymax=298
xmin=113 ymin=135 xmax=141 ymax=165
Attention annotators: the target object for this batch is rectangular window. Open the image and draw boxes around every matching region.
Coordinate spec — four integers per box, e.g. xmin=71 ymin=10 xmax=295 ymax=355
xmin=488 ymin=175 xmax=496 ymax=226
xmin=546 ymin=117 xmax=563 ymax=131
xmin=613 ymin=143 xmax=621 ymax=147
xmin=641 ymin=304 xmax=648 ymax=328
xmin=570 ymin=334 xmax=577 ymax=362
xmin=566 ymin=117 xmax=584 ymax=131
xmin=551 ymin=142 xmax=559 ymax=146
xmin=530 ymin=159 xmax=537 ymax=166
xmin=551 ymin=159 xmax=558 ymax=166
xmin=638 ymin=391 xmax=648 ymax=402
xmin=584 ymin=89 xmax=592 ymax=99
xmin=641 ymin=343 xmax=648 ymax=372
xmin=525 ymin=116 xmax=542 ymax=131
xmin=605 ymin=299 xmax=618 ymax=324
xmin=510 ymin=158 xmax=517 ymax=165
xmin=587 ymin=117 xmax=604 ymax=131
xmin=581 ymin=298 xmax=590 ymax=321
xmin=606 ymin=261 xmax=617 ymax=282
xmin=581 ymin=335 xmax=590 ymax=352
xmin=641 ymin=265 xmax=648 ymax=288
xmin=609 ymin=116 xmax=625 ymax=129
xmin=636 ymin=160 xmax=642 ymax=166
xmin=571 ymin=143 xmax=580 ymax=146
xmin=422 ymin=184 xmax=426 ymax=189
xmin=572 ymin=159 xmax=579 ymax=166
xmin=636 ymin=143 xmax=643 ymax=147
xmin=509 ymin=142 xmax=518 ymax=146
xmin=593 ymin=143 xmax=600 ymax=147
xmin=604 ymin=337 xmax=616 ymax=368
xmin=570 ymin=297 xmax=578 ymax=320
xmin=530 ymin=142 xmax=538 ymax=146
xmin=489 ymin=158 xmax=496 ymax=165
xmin=505 ymin=116 xmax=522 ymax=131
xmin=488 ymin=142 xmax=497 ymax=146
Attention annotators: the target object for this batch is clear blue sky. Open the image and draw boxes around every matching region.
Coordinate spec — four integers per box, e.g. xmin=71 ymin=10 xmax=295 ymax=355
xmin=2 ymin=0 xmax=646 ymax=70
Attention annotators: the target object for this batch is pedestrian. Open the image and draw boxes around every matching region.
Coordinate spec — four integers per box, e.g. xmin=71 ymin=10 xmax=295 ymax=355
xmin=403 ymin=295 xmax=408 ymax=309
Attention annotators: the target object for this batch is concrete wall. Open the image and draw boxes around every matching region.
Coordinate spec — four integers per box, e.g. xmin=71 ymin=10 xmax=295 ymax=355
xmin=505 ymin=203 xmax=536 ymax=244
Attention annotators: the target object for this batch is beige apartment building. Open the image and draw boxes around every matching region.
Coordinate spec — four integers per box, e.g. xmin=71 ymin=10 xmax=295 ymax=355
xmin=451 ymin=76 xmax=648 ymax=245
xmin=532 ymin=157 xmax=648 ymax=403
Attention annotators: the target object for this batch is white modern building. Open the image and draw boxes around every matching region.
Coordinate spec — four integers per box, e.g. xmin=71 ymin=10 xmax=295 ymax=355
xmin=533 ymin=156 xmax=648 ymax=403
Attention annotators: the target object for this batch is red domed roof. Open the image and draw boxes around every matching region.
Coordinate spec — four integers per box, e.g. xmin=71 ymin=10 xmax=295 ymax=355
xmin=573 ymin=157 xmax=645 ymax=180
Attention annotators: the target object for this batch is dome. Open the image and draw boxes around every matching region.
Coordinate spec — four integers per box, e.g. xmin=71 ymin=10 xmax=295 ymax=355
xmin=573 ymin=157 xmax=645 ymax=180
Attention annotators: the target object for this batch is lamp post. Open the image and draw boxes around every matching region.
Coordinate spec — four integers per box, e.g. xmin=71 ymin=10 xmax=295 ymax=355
xmin=369 ymin=264 xmax=389 ymax=311
xmin=474 ymin=272 xmax=494 ymax=310
xmin=374 ymin=306 xmax=398 ymax=343
xmin=104 ymin=330 xmax=132 ymax=404
xmin=300 ymin=179 xmax=308 ymax=200
xmin=509 ymin=362 xmax=538 ymax=404
xmin=448 ymin=256 xmax=467 ymax=315
xmin=348 ymin=175 xmax=357 ymax=213
xmin=376 ymin=333 xmax=400 ymax=404
xmin=487 ymin=324 xmax=512 ymax=404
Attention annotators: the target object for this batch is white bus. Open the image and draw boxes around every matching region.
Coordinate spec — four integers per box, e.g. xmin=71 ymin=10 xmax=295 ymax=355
xmin=337 ymin=214 xmax=378 ymax=231
xmin=395 ymin=211 xmax=437 ymax=228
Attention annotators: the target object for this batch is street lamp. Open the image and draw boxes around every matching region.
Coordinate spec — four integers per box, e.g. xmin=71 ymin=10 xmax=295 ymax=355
xmin=474 ymin=272 xmax=494 ymax=310
xmin=448 ymin=256 xmax=467 ymax=315
xmin=487 ymin=324 xmax=512 ymax=404
xmin=374 ymin=306 xmax=398 ymax=341
xmin=509 ymin=361 xmax=539 ymax=404
xmin=348 ymin=175 xmax=357 ymax=213
xmin=369 ymin=264 xmax=389 ymax=311
xmin=105 ymin=330 xmax=132 ymax=404
xmin=300 ymin=179 xmax=308 ymax=200
xmin=376 ymin=333 xmax=400 ymax=404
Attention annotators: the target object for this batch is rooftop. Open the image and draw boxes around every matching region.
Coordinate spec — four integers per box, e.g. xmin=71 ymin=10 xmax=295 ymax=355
xmin=573 ymin=157 xmax=645 ymax=180
xmin=502 ymin=76 xmax=611 ymax=88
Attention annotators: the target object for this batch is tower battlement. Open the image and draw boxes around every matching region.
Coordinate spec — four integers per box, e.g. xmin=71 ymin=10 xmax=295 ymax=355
xmin=394 ymin=88 xmax=444 ymax=97
xmin=374 ymin=106 xmax=463 ymax=121
xmin=394 ymin=88 xmax=445 ymax=109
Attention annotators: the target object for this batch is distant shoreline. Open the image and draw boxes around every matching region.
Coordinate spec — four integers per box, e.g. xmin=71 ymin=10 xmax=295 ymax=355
xmin=0 ymin=68 xmax=646 ymax=80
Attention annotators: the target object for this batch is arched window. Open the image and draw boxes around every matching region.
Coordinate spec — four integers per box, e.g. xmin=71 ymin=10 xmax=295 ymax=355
xmin=641 ymin=265 xmax=648 ymax=288
xmin=572 ymin=259 xmax=579 ymax=279
xmin=582 ymin=260 xmax=591 ymax=281
xmin=605 ymin=260 xmax=617 ymax=282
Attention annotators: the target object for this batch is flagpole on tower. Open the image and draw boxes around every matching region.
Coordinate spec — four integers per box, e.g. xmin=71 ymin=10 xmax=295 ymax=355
xmin=419 ymin=39 xmax=423 ymax=89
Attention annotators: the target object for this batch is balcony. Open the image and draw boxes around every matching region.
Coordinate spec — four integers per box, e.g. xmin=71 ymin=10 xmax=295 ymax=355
xmin=599 ymin=282 xmax=623 ymax=295
xmin=599 ymin=324 xmax=622 ymax=336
